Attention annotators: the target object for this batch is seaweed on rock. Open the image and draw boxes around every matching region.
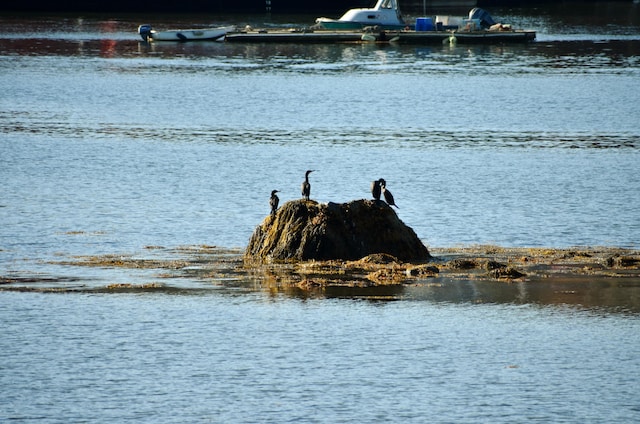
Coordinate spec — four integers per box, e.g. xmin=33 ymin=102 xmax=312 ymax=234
xmin=244 ymin=199 xmax=431 ymax=263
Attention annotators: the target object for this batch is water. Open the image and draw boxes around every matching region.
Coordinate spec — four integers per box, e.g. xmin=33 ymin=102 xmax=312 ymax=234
xmin=2 ymin=293 xmax=639 ymax=423
xmin=1 ymin=6 xmax=640 ymax=423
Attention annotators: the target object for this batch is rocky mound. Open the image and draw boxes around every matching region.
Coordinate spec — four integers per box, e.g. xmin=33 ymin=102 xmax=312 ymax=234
xmin=244 ymin=199 xmax=430 ymax=263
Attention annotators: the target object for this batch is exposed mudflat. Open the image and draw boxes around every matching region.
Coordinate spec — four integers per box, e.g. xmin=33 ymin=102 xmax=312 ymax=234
xmin=246 ymin=246 xmax=640 ymax=289
xmin=2 ymin=245 xmax=639 ymax=295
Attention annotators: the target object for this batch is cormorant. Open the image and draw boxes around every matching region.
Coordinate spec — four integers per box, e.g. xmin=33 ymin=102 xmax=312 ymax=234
xmin=380 ymin=179 xmax=398 ymax=208
xmin=301 ymin=170 xmax=314 ymax=200
xmin=371 ymin=179 xmax=381 ymax=200
xmin=270 ymin=190 xmax=279 ymax=216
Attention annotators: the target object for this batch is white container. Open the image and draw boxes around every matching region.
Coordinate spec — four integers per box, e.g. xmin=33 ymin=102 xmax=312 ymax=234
xmin=436 ymin=15 xmax=463 ymax=27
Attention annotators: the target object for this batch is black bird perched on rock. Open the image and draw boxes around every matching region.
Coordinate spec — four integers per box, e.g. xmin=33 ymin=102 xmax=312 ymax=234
xmin=301 ymin=170 xmax=314 ymax=200
xmin=380 ymin=179 xmax=398 ymax=208
xmin=371 ymin=179 xmax=382 ymax=201
xmin=270 ymin=190 xmax=279 ymax=216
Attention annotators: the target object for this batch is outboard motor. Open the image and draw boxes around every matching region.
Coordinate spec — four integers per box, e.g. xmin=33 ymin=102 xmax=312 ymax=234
xmin=138 ymin=24 xmax=152 ymax=42
xmin=468 ymin=8 xmax=496 ymax=29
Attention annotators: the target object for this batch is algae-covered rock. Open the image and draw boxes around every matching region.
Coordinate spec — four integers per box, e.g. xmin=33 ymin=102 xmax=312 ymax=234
xmin=244 ymin=199 xmax=430 ymax=263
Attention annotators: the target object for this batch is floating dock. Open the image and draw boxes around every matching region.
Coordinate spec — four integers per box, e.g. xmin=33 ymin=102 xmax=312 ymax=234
xmin=224 ymin=28 xmax=536 ymax=44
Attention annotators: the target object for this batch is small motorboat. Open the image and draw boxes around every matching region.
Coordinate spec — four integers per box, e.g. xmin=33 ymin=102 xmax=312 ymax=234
xmin=314 ymin=0 xmax=407 ymax=30
xmin=137 ymin=24 xmax=234 ymax=42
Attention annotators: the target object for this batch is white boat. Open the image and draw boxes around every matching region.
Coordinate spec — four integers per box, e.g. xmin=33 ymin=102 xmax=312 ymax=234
xmin=137 ymin=24 xmax=234 ymax=42
xmin=314 ymin=0 xmax=407 ymax=30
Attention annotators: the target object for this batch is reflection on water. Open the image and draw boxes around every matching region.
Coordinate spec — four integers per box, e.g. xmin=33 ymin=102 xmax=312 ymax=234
xmin=274 ymin=277 xmax=640 ymax=313
xmin=406 ymin=277 xmax=640 ymax=312
xmin=4 ymin=274 xmax=640 ymax=313
xmin=2 ymin=36 xmax=640 ymax=70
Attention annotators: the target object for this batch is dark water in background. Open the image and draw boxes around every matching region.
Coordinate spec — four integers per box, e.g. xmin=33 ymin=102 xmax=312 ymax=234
xmin=1 ymin=5 xmax=640 ymax=423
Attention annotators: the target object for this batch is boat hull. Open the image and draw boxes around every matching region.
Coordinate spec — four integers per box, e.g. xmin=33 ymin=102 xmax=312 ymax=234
xmin=314 ymin=19 xmax=407 ymax=30
xmin=142 ymin=26 xmax=234 ymax=42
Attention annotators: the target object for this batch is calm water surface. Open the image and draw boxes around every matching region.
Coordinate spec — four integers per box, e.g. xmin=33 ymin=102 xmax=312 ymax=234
xmin=1 ymin=6 xmax=640 ymax=422
xmin=2 ymin=292 xmax=639 ymax=423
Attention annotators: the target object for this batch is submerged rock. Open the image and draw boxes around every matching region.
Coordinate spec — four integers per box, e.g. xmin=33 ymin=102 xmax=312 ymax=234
xmin=244 ymin=199 xmax=430 ymax=263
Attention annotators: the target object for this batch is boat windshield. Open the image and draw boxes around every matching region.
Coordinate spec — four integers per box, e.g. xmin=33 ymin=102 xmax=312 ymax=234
xmin=380 ymin=0 xmax=393 ymax=9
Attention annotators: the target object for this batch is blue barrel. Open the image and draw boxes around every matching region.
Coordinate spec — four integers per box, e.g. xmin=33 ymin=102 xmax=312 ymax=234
xmin=424 ymin=17 xmax=434 ymax=31
xmin=415 ymin=17 xmax=434 ymax=31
